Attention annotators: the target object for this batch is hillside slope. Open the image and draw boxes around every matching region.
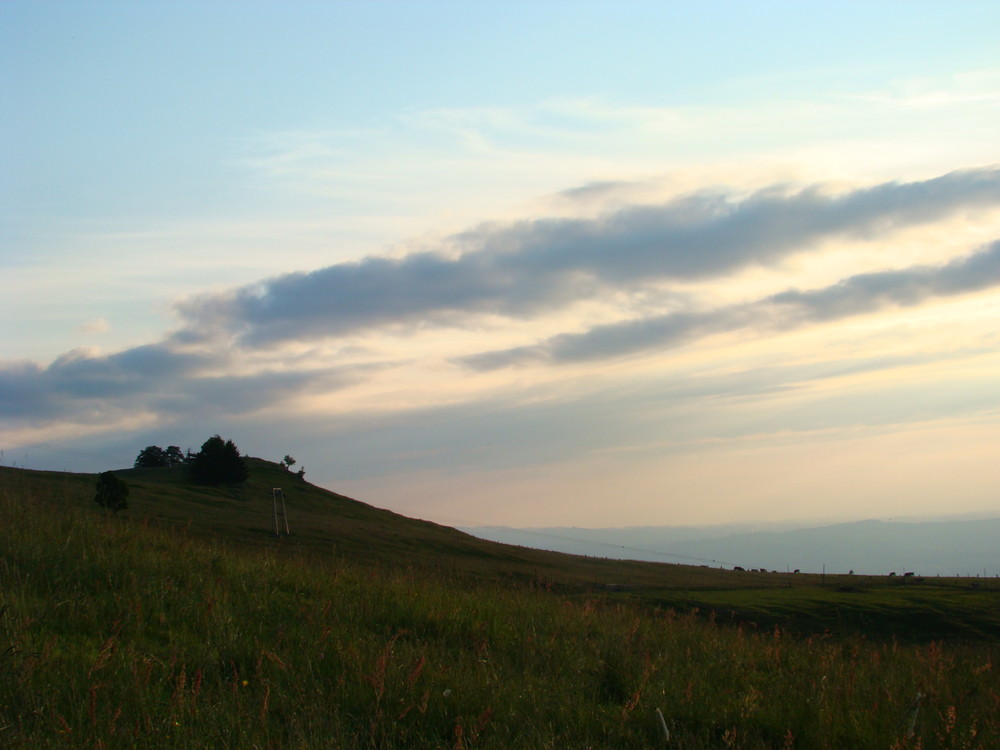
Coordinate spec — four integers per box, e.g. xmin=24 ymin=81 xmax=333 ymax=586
xmin=6 ymin=460 xmax=1000 ymax=642
xmin=0 ymin=460 xmax=742 ymax=589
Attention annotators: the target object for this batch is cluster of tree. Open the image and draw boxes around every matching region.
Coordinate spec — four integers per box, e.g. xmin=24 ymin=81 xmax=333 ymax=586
xmin=99 ymin=435 xmax=251 ymax=515
xmin=133 ymin=435 xmax=249 ymax=485
xmin=101 ymin=435 xmax=308 ymax=514
xmin=188 ymin=435 xmax=248 ymax=485
xmin=133 ymin=444 xmax=187 ymax=468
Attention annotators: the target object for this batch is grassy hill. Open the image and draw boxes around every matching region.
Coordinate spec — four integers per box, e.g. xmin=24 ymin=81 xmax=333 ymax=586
xmin=1 ymin=459 xmax=769 ymax=590
xmin=2 ymin=460 xmax=999 ymax=748
xmin=3 ymin=459 xmax=999 ymax=637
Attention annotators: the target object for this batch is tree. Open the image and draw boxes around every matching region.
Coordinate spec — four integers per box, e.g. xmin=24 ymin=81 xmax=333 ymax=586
xmin=163 ymin=445 xmax=185 ymax=467
xmin=189 ymin=435 xmax=248 ymax=485
xmin=134 ymin=445 xmax=167 ymax=468
xmin=94 ymin=471 xmax=129 ymax=513
xmin=135 ymin=444 xmax=186 ymax=468
xmin=281 ymin=455 xmax=296 ymax=470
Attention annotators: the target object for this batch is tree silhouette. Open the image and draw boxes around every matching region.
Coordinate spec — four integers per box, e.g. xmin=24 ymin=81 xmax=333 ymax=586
xmin=189 ymin=435 xmax=248 ymax=485
xmin=134 ymin=445 xmax=167 ymax=468
xmin=135 ymin=445 xmax=186 ymax=468
xmin=163 ymin=445 xmax=185 ymax=467
xmin=94 ymin=471 xmax=129 ymax=512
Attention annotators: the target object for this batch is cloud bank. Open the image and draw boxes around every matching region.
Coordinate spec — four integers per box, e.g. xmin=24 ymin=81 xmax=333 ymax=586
xmin=463 ymin=238 xmax=1000 ymax=369
xmin=0 ymin=342 xmax=373 ymax=429
xmin=173 ymin=167 xmax=1000 ymax=347
xmin=3 ymin=166 xmax=1000 ymax=467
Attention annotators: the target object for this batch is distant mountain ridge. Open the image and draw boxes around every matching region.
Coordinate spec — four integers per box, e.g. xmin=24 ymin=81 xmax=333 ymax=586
xmin=463 ymin=518 xmax=1000 ymax=577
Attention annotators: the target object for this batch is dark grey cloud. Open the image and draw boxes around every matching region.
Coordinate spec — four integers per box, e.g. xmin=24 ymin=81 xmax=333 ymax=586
xmin=48 ymin=345 xmax=215 ymax=399
xmin=175 ymin=167 xmax=1000 ymax=346
xmin=0 ymin=341 xmax=375 ymax=424
xmin=462 ymin=239 xmax=1000 ymax=369
xmin=768 ymin=238 xmax=1000 ymax=321
xmin=0 ymin=344 xmax=212 ymax=420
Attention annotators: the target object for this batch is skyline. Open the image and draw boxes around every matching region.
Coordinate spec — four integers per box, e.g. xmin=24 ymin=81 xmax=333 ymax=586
xmin=4 ymin=2 xmax=1000 ymax=529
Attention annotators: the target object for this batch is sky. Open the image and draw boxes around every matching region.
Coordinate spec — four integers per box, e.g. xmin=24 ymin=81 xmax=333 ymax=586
xmin=3 ymin=1 xmax=1000 ymax=530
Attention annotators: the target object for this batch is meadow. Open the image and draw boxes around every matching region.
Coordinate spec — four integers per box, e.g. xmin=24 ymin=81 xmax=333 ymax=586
xmin=1 ymin=462 xmax=998 ymax=748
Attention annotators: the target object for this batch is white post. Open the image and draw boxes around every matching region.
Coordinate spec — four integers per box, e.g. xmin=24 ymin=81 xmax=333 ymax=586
xmin=272 ymin=488 xmax=287 ymax=536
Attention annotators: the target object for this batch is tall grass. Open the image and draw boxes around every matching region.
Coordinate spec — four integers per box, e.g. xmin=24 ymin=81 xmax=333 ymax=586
xmin=1 ymin=486 xmax=997 ymax=748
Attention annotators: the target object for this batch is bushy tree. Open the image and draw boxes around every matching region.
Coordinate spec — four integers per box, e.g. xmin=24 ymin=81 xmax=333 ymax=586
xmin=189 ymin=435 xmax=248 ymax=485
xmin=94 ymin=471 xmax=129 ymax=512
xmin=134 ymin=445 xmax=167 ymax=468
xmin=135 ymin=444 xmax=186 ymax=468
xmin=163 ymin=445 xmax=185 ymax=467
xmin=281 ymin=454 xmax=296 ymax=470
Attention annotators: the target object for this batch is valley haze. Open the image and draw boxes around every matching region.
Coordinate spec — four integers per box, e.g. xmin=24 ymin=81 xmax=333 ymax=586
xmin=465 ymin=517 xmax=1000 ymax=578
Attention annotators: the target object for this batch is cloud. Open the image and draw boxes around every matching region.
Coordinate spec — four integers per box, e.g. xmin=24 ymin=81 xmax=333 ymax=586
xmin=78 ymin=317 xmax=110 ymax=335
xmin=769 ymin=239 xmax=1000 ymax=318
xmin=174 ymin=167 xmax=1000 ymax=347
xmin=297 ymin=342 xmax=1000 ymax=489
xmin=6 ymin=166 xmax=1000 ymax=469
xmin=0 ymin=342 xmax=372 ymax=426
xmin=550 ymin=179 xmax=651 ymax=208
xmin=462 ymin=239 xmax=1000 ymax=369
xmin=0 ymin=345 xmax=208 ymax=421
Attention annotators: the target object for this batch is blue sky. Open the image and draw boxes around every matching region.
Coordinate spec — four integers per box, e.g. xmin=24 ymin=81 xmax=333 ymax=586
xmin=3 ymin=2 xmax=1000 ymax=528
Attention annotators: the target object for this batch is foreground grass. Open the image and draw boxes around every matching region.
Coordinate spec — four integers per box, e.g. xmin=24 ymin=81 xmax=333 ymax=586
xmin=2 ymin=492 xmax=997 ymax=748
xmin=640 ymin=582 xmax=1000 ymax=643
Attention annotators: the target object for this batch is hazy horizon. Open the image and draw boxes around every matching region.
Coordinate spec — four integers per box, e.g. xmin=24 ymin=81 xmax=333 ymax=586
xmin=4 ymin=2 xmax=1000 ymax=529
xmin=462 ymin=516 xmax=1000 ymax=577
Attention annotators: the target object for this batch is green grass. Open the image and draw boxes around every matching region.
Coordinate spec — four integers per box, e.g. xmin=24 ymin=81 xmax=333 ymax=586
xmin=638 ymin=583 xmax=1000 ymax=643
xmin=2 ymin=462 xmax=998 ymax=748
xmin=0 ymin=461 xmax=774 ymax=589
